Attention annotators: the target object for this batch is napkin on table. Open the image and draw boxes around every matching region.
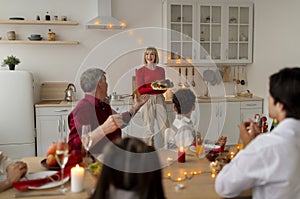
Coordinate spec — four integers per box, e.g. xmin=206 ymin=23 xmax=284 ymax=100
xmin=13 ymin=166 xmax=72 ymax=191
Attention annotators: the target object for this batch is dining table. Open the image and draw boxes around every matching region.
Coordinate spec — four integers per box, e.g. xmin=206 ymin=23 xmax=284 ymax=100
xmin=2 ymin=149 xmax=251 ymax=199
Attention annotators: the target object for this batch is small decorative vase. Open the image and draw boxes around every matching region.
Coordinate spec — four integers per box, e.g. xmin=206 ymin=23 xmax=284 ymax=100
xmin=8 ymin=64 xmax=15 ymax=70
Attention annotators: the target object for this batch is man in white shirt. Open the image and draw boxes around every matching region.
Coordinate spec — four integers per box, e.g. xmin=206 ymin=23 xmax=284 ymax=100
xmin=215 ymin=67 xmax=300 ymax=199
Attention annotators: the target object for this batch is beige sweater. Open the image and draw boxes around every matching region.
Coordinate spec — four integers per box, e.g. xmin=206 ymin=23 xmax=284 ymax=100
xmin=0 ymin=152 xmax=13 ymax=174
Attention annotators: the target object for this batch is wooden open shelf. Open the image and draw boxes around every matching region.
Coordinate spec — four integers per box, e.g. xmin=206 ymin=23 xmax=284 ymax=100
xmin=0 ymin=40 xmax=79 ymax=45
xmin=0 ymin=20 xmax=78 ymax=25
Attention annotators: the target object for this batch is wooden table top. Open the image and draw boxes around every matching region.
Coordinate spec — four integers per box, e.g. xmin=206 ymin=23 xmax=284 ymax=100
xmin=1 ymin=150 xmax=251 ymax=199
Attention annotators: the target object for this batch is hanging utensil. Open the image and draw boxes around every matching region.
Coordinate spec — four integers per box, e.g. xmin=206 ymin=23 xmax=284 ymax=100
xmin=191 ymin=67 xmax=196 ymax=87
xmin=232 ymin=67 xmax=236 ymax=83
xmin=236 ymin=66 xmax=241 ymax=84
xmin=240 ymin=67 xmax=246 ymax=85
xmin=178 ymin=67 xmax=183 ymax=87
xmin=184 ymin=67 xmax=189 ymax=87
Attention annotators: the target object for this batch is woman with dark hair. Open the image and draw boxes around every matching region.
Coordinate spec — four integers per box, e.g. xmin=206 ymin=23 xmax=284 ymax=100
xmin=90 ymin=137 xmax=165 ymax=199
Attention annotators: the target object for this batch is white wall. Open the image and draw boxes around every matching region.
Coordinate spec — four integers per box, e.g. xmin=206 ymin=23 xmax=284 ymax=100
xmin=249 ymin=0 xmax=300 ymax=115
xmin=0 ymin=0 xmax=163 ymax=101
xmin=1 ymin=0 xmax=300 ymax=118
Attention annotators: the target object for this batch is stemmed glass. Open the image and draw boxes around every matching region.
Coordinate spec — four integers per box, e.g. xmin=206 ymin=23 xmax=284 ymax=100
xmin=55 ymin=121 xmax=69 ymax=192
xmin=81 ymin=124 xmax=93 ymax=166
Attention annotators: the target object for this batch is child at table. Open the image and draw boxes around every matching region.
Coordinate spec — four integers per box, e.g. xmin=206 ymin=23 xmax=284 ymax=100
xmin=90 ymin=137 xmax=165 ymax=199
xmin=164 ymin=88 xmax=196 ymax=149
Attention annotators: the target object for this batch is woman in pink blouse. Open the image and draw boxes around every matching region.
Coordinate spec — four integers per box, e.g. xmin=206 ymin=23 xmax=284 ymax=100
xmin=136 ymin=47 xmax=169 ymax=148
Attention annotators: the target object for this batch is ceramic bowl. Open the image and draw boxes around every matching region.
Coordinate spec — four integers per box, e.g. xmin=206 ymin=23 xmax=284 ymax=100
xmin=30 ymin=34 xmax=41 ymax=38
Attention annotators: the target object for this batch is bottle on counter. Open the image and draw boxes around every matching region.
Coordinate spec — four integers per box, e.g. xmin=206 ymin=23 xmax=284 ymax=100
xmin=45 ymin=12 xmax=51 ymax=21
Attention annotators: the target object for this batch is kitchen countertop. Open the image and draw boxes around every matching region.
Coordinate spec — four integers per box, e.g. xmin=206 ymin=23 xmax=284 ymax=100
xmin=35 ymin=100 xmax=78 ymax=107
xmin=35 ymin=96 xmax=263 ymax=108
xmin=195 ymin=95 xmax=263 ymax=103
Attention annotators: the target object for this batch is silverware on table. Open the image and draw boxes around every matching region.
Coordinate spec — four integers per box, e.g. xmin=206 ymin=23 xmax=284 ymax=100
xmin=14 ymin=192 xmax=64 ymax=198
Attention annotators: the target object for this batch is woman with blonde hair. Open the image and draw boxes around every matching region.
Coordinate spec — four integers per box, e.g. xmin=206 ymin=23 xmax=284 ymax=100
xmin=136 ymin=47 xmax=169 ymax=148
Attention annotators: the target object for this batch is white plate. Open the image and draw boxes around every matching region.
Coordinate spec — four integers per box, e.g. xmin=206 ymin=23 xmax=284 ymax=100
xmin=203 ymin=144 xmax=221 ymax=150
xmin=22 ymin=171 xmax=69 ymax=190
xmin=189 ymin=145 xmax=196 ymax=153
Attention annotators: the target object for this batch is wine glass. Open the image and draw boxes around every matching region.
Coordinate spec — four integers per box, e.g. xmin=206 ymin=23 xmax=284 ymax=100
xmin=81 ymin=124 xmax=92 ymax=166
xmin=55 ymin=129 xmax=69 ymax=192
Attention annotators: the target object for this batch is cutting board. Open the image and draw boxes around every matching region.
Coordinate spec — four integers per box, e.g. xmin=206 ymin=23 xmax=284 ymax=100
xmin=40 ymin=82 xmax=70 ymax=100
xmin=222 ymin=66 xmax=231 ymax=82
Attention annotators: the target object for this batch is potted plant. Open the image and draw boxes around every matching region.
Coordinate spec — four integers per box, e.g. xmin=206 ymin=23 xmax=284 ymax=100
xmin=1 ymin=55 xmax=21 ymax=70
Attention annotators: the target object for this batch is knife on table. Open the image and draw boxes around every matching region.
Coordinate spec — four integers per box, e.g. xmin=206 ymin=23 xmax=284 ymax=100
xmin=14 ymin=192 xmax=64 ymax=198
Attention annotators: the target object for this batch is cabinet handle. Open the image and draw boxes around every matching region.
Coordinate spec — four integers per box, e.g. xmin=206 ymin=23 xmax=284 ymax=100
xmin=55 ymin=109 xmax=69 ymax=112
xmin=62 ymin=119 xmax=66 ymax=133
xmin=245 ymin=104 xmax=257 ymax=107
xmin=58 ymin=120 xmax=61 ymax=133
xmin=57 ymin=119 xmax=67 ymax=133
xmin=226 ymin=49 xmax=228 ymax=59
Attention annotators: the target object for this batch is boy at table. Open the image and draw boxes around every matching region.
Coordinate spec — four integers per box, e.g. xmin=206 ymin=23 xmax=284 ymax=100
xmin=0 ymin=151 xmax=27 ymax=192
xmin=164 ymin=88 xmax=196 ymax=149
xmin=215 ymin=67 xmax=300 ymax=199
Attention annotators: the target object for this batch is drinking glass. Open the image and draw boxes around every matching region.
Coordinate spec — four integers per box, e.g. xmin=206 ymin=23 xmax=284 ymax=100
xmin=55 ymin=129 xmax=69 ymax=192
xmin=81 ymin=124 xmax=92 ymax=166
xmin=195 ymin=133 xmax=205 ymax=158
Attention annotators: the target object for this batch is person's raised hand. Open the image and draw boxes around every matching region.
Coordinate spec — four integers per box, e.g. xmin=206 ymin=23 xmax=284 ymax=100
xmin=239 ymin=119 xmax=260 ymax=147
xmin=135 ymin=94 xmax=150 ymax=108
xmin=101 ymin=114 xmax=124 ymax=135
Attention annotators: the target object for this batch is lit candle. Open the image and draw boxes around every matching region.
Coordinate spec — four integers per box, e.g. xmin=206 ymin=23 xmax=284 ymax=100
xmin=178 ymin=146 xmax=186 ymax=163
xmin=236 ymin=143 xmax=244 ymax=151
xmin=71 ymin=164 xmax=85 ymax=192
xmin=167 ymin=172 xmax=171 ymax=178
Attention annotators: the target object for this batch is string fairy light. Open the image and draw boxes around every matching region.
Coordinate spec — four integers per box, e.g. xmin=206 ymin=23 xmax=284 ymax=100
xmin=164 ymin=170 xmax=211 ymax=182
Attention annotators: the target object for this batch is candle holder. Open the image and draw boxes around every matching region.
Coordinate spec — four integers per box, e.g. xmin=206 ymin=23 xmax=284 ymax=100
xmin=178 ymin=146 xmax=186 ymax=163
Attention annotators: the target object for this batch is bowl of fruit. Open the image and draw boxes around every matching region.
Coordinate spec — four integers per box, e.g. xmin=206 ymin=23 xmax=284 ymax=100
xmin=41 ymin=142 xmax=83 ymax=170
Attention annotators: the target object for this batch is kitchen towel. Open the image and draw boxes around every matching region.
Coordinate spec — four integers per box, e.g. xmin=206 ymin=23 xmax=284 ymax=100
xmin=13 ymin=166 xmax=72 ymax=191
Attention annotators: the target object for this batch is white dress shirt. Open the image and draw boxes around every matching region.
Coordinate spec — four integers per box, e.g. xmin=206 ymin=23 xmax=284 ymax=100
xmin=215 ymin=118 xmax=300 ymax=199
xmin=165 ymin=115 xmax=195 ymax=149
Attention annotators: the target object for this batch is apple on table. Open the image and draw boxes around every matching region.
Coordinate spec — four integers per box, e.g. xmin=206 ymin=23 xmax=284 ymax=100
xmin=45 ymin=142 xmax=83 ymax=167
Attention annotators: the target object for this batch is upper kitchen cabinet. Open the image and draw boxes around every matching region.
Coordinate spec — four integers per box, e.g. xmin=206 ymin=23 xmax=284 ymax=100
xmin=165 ymin=0 xmax=195 ymax=63
xmin=163 ymin=0 xmax=253 ymax=65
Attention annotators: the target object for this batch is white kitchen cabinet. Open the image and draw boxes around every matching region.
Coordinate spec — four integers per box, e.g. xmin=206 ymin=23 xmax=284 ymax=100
xmin=163 ymin=0 xmax=253 ymax=64
xmin=35 ymin=106 xmax=72 ymax=156
xmin=240 ymin=101 xmax=263 ymax=122
xmin=195 ymin=102 xmax=240 ymax=145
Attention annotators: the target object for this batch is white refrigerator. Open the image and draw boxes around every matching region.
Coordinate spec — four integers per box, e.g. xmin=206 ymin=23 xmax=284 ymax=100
xmin=0 ymin=71 xmax=36 ymax=160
